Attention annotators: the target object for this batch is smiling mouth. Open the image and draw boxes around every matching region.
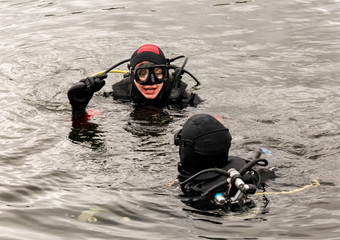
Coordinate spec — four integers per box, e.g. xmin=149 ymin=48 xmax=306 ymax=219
xmin=143 ymin=87 xmax=157 ymax=94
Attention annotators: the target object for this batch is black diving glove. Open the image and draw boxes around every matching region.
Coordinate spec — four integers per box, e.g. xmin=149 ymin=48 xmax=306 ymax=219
xmin=67 ymin=72 xmax=107 ymax=115
xmin=81 ymin=73 xmax=108 ymax=92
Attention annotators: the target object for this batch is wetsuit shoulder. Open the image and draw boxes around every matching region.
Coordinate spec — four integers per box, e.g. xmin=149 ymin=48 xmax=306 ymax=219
xmin=166 ymin=79 xmax=202 ymax=106
xmin=226 ymin=156 xmax=248 ymax=170
xmin=228 ymin=156 xmax=276 ymax=183
xmin=110 ymin=77 xmax=133 ymax=101
xmin=182 ymin=90 xmax=202 ymax=106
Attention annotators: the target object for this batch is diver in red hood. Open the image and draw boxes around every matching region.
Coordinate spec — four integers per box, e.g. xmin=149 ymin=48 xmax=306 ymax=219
xmin=67 ymin=44 xmax=202 ymax=117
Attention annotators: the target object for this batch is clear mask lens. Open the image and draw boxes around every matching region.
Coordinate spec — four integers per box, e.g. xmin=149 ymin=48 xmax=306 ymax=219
xmin=133 ymin=63 xmax=168 ymax=84
xmin=136 ymin=67 xmax=165 ymax=82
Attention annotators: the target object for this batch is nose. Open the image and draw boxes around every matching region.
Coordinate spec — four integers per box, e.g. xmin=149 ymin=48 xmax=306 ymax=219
xmin=149 ymin=73 xmax=157 ymax=84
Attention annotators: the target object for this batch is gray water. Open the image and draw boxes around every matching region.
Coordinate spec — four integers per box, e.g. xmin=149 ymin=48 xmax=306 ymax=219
xmin=1 ymin=0 xmax=340 ymax=239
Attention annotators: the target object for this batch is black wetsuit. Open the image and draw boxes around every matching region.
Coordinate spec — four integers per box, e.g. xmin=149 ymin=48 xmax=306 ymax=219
xmin=67 ymin=73 xmax=201 ymax=115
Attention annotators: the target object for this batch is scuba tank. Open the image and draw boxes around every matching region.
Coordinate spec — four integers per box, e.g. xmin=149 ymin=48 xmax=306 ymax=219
xmin=178 ymin=151 xmax=269 ymax=211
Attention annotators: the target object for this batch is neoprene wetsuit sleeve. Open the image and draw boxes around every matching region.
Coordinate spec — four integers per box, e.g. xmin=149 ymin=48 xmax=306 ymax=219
xmin=67 ymin=81 xmax=94 ymax=115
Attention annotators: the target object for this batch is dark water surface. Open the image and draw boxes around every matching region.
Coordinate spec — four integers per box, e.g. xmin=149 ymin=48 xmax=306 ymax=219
xmin=1 ymin=0 xmax=340 ymax=239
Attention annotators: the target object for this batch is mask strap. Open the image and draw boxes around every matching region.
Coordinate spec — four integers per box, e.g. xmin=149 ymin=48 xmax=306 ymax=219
xmin=174 ymin=128 xmax=229 ymax=148
xmin=174 ymin=129 xmax=194 ymax=146
xmin=193 ymin=128 xmax=229 ymax=140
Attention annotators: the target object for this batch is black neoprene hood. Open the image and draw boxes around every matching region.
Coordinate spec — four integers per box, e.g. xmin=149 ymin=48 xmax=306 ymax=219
xmin=129 ymin=44 xmax=167 ymax=69
xmin=176 ymin=114 xmax=232 ymax=175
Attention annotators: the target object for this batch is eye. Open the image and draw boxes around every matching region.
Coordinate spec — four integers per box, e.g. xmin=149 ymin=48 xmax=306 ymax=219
xmin=137 ymin=69 xmax=149 ymax=81
xmin=154 ymin=67 xmax=163 ymax=79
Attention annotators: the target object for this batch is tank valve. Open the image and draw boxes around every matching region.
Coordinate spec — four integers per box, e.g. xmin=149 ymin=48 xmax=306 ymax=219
xmin=214 ymin=193 xmax=226 ymax=205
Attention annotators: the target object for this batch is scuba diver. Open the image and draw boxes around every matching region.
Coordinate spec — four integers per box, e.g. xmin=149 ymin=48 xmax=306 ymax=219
xmin=67 ymin=44 xmax=202 ymax=117
xmin=173 ymin=114 xmax=276 ymax=212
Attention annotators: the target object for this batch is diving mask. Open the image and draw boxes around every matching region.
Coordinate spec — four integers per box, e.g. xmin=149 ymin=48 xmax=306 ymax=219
xmin=132 ymin=62 xmax=169 ymax=85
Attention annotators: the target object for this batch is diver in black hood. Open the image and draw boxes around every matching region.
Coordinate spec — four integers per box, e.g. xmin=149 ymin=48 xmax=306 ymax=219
xmin=67 ymin=44 xmax=202 ymax=117
xmin=174 ymin=114 xmax=276 ymax=211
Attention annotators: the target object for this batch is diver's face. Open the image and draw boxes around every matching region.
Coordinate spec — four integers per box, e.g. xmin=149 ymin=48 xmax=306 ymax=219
xmin=133 ymin=61 xmax=164 ymax=100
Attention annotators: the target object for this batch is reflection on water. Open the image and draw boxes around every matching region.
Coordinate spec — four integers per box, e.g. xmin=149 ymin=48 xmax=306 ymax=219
xmin=69 ymin=105 xmax=174 ymax=149
xmin=129 ymin=105 xmax=173 ymax=126
xmin=125 ymin=105 xmax=173 ymax=136
xmin=69 ymin=120 xmax=105 ymax=150
xmin=1 ymin=0 xmax=340 ymax=239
